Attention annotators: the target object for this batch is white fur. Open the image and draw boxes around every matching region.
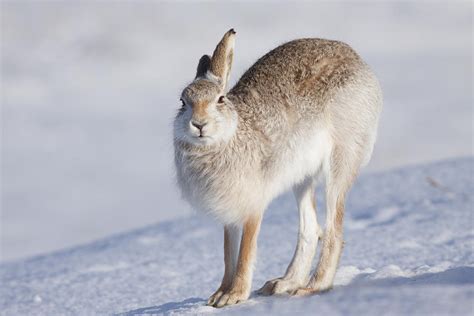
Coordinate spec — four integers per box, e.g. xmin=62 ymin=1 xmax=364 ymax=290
xmin=204 ymin=71 xmax=222 ymax=87
xmin=289 ymin=179 xmax=322 ymax=282
xmin=267 ymin=128 xmax=333 ymax=199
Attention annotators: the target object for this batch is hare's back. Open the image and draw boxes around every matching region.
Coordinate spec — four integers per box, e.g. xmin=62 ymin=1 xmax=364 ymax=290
xmin=230 ymin=38 xmax=366 ymax=115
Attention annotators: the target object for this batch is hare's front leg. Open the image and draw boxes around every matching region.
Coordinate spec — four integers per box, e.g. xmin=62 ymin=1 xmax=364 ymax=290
xmin=207 ymin=225 xmax=240 ymax=306
xmin=213 ymin=214 xmax=262 ymax=308
xmin=258 ymin=178 xmax=322 ymax=295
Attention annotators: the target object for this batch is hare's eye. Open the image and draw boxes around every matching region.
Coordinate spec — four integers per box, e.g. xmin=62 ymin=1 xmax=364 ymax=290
xmin=180 ymin=98 xmax=185 ymax=107
xmin=218 ymin=96 xmax=225 ymax=104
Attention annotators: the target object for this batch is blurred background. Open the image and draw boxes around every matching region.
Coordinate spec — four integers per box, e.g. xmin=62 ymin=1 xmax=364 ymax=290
xmin=1 ymin=1 xmax=472 ymax=262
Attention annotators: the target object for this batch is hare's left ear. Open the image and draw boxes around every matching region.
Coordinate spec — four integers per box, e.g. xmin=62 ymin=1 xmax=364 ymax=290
xmin=209 ymin=29 xmax=236 ymax=91
xmin=195 ymin=55 xmax=211 ymax=79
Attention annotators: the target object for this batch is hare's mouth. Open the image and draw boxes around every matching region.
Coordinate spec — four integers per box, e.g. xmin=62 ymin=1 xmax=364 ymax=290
xmin=189 ymin=134 xmax=213 ymax=144
xmin=195 ymin=135 xmax=211 ymax=141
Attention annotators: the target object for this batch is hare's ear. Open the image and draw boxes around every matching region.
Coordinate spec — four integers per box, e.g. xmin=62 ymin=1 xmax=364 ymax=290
xmin=209 ymin=29 xmax=236 ymax=91
xmin=195 ymin=55 xmax=211 ymax=79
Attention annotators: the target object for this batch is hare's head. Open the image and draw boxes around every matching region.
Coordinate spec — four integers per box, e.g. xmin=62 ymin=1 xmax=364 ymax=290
xmin=174 ymin=29 xmax=238 ymax=146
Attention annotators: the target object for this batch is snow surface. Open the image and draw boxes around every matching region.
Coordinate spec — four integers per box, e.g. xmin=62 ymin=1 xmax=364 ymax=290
xmin=1 ymin=157 xmax=473 ymax=315
xmin=2 ymin=1 xmax=473 ymax=261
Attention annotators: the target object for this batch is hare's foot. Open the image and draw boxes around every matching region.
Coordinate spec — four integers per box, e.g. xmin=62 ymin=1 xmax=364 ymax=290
xmin=207 ymin=286 xmax=228 ymax=306
xmin=213 ymin=287 xmax=250 ymax=308
xmin=257 ymin=277 xmax=304 ymax=296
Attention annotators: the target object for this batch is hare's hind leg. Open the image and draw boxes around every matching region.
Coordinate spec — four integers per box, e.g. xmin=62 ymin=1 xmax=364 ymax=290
xmin=258 ymin=177 xmax=322 ymax=296
xmin=294 ymin=146 xmax=360 ymax=295
xmin=207 ymin=225 xmax=240 ymax=306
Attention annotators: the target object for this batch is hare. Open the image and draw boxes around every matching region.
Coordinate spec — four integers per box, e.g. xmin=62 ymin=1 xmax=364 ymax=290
xmin=174 ymin=29 xmax=382 ymax=307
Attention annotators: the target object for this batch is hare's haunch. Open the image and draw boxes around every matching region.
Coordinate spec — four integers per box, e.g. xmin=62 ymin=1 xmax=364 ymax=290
xmin=174 ymin=29 xmax=382 ymax=307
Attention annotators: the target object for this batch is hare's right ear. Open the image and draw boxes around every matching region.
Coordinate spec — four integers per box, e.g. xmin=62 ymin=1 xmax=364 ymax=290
xmin=209 ymin=29 xmax=236 ymax=91
xmin=195 ymin=55 xmax=211 ymax=79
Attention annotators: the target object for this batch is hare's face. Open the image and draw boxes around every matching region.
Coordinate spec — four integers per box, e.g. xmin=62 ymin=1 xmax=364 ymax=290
xmin=174 ymin=79 xmax=237 ymax=146
xmin=174 ymin=29 xmax=237 ymax=146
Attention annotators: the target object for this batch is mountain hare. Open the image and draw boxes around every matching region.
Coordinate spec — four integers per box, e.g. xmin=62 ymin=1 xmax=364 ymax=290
xmin=174 ymin=29 xmax=382 ymax=307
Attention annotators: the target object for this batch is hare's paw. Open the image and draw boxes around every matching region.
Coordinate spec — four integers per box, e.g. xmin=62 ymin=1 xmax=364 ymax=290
xmin=214 ymin=288 xmax=249 ymax=308
xmin=257 ymin=278 xmax=303 ymax=296
xmin=207 ymin=287 xmax=226 ymax=306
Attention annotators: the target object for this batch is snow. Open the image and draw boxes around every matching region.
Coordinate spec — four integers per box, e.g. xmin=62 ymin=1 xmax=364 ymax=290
xmin=1 ymin=157 xmax=473 ymax=315
xmin=1 ymin=1 xmax=473 ymax=261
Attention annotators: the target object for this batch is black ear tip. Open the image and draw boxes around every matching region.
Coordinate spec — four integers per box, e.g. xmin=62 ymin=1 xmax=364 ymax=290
xmin=200 ymin=55 xmax=211 ymax=63
xmin=229 ymin=28 xmax=236 ymax=35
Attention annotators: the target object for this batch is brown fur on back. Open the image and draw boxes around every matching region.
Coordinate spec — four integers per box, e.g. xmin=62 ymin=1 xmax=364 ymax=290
xmin=231 ymin=39 xmax=364 ymax=116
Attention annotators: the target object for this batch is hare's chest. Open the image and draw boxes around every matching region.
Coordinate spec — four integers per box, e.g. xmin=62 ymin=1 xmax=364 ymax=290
xmin=177 ymin=152 xmax=266 ymax=224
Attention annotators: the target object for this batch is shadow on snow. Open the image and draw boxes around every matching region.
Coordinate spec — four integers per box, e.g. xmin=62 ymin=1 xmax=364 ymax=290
xmin=119 ymin=266 xmax=474 ymax=315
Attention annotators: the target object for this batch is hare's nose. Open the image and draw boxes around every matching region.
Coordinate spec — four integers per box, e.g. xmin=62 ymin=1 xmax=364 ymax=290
xmin=191 ymin=121 xmax=207 ymax=131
